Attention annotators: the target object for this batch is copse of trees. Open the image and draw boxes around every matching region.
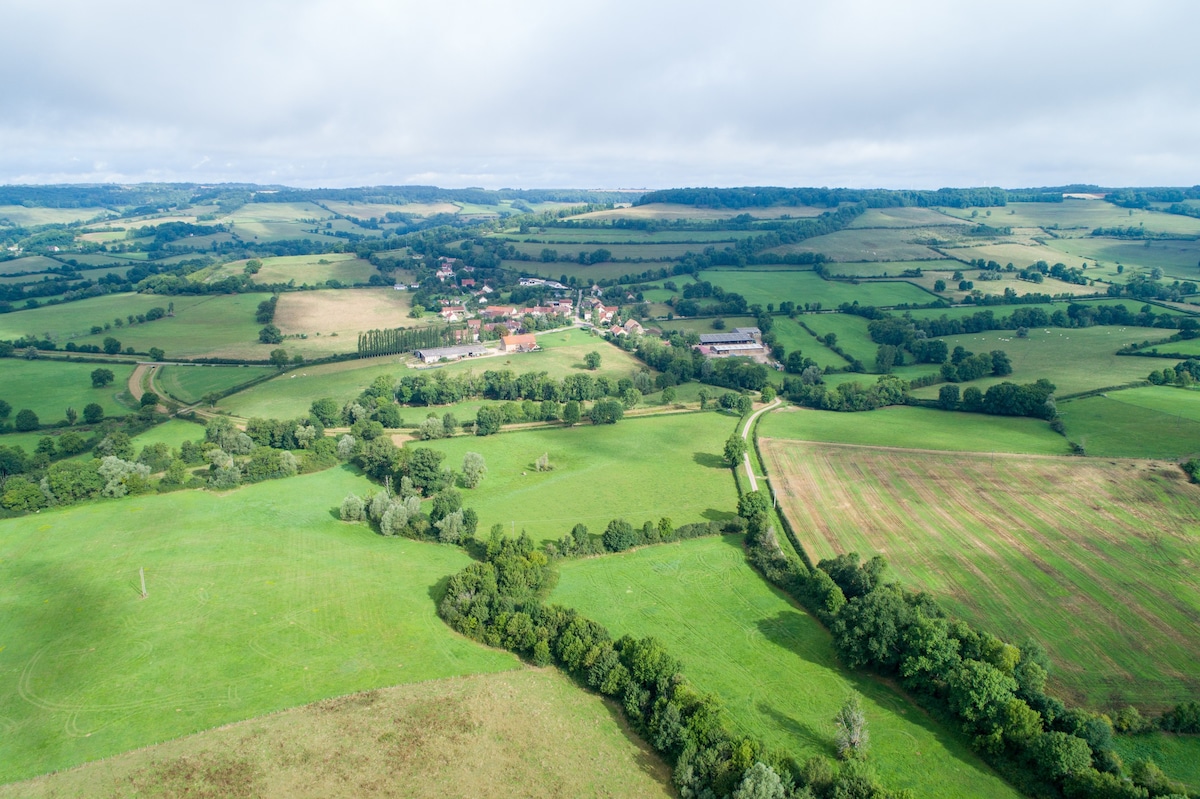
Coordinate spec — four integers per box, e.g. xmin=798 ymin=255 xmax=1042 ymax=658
xmin=782 ymin=375 xmax=908 ymax=412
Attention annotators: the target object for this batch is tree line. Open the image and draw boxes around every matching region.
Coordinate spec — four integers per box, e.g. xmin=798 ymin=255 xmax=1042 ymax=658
xmin=741 ymin=494 xmax=1192 ymax=798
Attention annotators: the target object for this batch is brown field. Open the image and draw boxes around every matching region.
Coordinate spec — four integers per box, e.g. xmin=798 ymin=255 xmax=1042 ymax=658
xmin=761 ymin=439 xmax=1200 ymax=710
xmin=0 ymin=669 xmax=672 ymax=799
xmin=274 ymin=288 xmax=431 ymax=338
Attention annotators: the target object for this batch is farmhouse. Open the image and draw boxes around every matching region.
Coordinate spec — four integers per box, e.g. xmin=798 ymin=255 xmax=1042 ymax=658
xmin=413 ymin=344 xmax=490 ymax=364
xmin=481 ymin=305 xmax=518 ymax=319
xmin=500 ymin=333 xmax=539 ymax=353
xmin=439 ymin=305 xmax=468 ymax=322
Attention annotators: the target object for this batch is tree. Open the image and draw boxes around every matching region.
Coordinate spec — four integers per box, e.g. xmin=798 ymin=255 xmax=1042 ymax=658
xmin=738 ymin=490 xmax=770 ymax=521
xmin=934 ymin=279 xmax=947 ymax=292
xmin=417 ymin=416 xmax=445 ymax=440
xmin=834 ymin=693 xmax=870 ymax=759
xmin=82 ymin=403 xmax=104 ymax=424
xmin=1 ymin=476 xmax=47 ymax=512
xmin=435 ymin=509 xmax=466 ymax=543
xmin=475 ymin=405 xmax=504 ymax=436
xmin=90 ymin=368 xmax=116 ymax=388
xmin=588 ymin=399 xmax=624 ymax=424
xmin=602 ymin=518 xmax=637 ymax=551
xmin=65 ymin=407 xmax=77 ymax=425
xmin=732 ymin=763 xmax=787 ymax=799
xmin=462 ymin=452 xmax=487 ymax=488
xmin=990 ymin=350 xmax=1013 ymax=376
xmin=269 ymin=348 xmax=289 ymax=368
xmin=584 ymin=351 xmax=602 ymax=370
xmin=148 ymin=347 xmax=165 ymax=361
xmin=937 ymin=384 xmax=960 ymax=410
xmin=535 ymin=452 xmax=553 ymax=472
xmin=736 ymin=394 xmax=753 ymax=415
xmin=662 ymin=386 xmax=677 ymax=404
xmin=0 ymin=399 xmax=9 ymax=419
xmin=561 ymin=400 xmax=581 ymax=426
xmin=621 ymin=387 xmax=641 ymax=409
xmin=14 ymin=409 xmax=39 ymax=432
xmin=102 ymin=337 xmax=122 ymax=355
xmin=724 ymin=434 xmax=747 ymax=467
xmin=259 ymin=325 xmax=283 ymax=344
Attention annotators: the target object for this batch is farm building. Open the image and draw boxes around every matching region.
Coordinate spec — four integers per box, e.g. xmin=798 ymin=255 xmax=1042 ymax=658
xmin=413 ymin=344 xmax=490 ymax=364
xmin=698 ymin=327 xmax=764 ymax=356
xmin=500 ymin=333 xmax=539 ymax=353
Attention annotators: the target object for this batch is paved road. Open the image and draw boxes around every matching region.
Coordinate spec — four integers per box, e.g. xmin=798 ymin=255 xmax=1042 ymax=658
xmin=740 ymin=398 xmax=781 ymax=492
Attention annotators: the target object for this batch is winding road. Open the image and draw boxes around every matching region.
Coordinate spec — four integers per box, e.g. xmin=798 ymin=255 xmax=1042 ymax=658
xmin=740 ymin=397 xmax=780 ymax=492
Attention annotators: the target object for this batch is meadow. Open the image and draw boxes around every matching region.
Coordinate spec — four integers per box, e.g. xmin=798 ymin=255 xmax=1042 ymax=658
xmin=763 ymin=441 xmax=1200 ymax=710
xmin=1059 ymin=386 xmax=1200 ymax=458
xmin=505 ymin=259 xmax=655 ymax=283
xmin=0 ymin=293 xmax=217 ymax=343
xmin=760 ymin=405 xmax=1069 ymax=454
xmin=153 ymin=363 xmax=277 ymax=404
xmin=198 ymin=253 xmax=377 ymax=286
xmin=68 ymin=294 xmax=266 ymax=360
xmin=942 ymin=201 xmax=1200 ymax=237
xmin=847 ymin=207 xmax=972 ymax=228
xmin=569 ymin=202 xmax=827 ymax=221
xmin=420 ymin=412 xmax=741 ymax=543
xmin=704 ymin=269 xmax=935 ymax=308
xmin=1046 ymin=237 xmax=1200 ymax=280
xmin=795 ymin=313 xmax=878 ymax=365
xmin=553 ymin=535 xmax=1020 ymax=799
xmin=0 ymin=358 xmax=136 ymax=423
xmin=0 ymin=669 xmax=671 ymax=799
xmin=0 ymin=465 xmax=518 ymax=783
xmin=766 ymin=228 xmax=951 ymax=262
xmin=908 ymin=324 xmax=1173 ymax=399
xmin=219 ymin=328 xmax=641 ymax=420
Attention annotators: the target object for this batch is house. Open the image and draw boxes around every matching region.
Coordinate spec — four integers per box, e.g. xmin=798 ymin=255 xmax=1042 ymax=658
xmin=548 ymin=299 xmax=574 ymax=314
xmin=519 ymin=277 xmax=546 ymax=287
xmin=501 ymin=333 xmax=539 ymax=353
xmin=622 ymin=319 xmax=645 ymax=336
xmin=413 ymin=344 xmax=490 ymax=364
xmin=596 ymin=305 xmax=618 ymax=325
xmin=436 ymin=266 xmax=454 ymax=281
xmin=460 ymin=278 xmax=476 ymax=288
xmin=439 ymin=305 xmax=468 ymax=322
xmin=481 ymin=305 xmax=518 ymax=319
xmin=466 ymin=318 xmax=482 ymax=341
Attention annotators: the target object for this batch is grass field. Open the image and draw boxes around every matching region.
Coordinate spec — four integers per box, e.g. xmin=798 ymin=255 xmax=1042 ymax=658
xmin=1060 ymin=386 xmax=1200 ymax=458
xmin=767 ymin=228 xmax=950 ymax=262
xmin=908 ymin=325 xmax=1174 ymax=399
xmin=219 ymin=328 xmax=640 ymax=420
xmin=796 ymin=313 xmax=878 ymax=364
xmin=1112 ymin=734 xmax=1200 ymax=793
xmin=768 ymin=318 xmax=849 ymax=369
xmin=943 ymin=202 xmax=1200 ymax=237
xmin=125 ymin=418 xmax=206 ymax=453
xmin=0 ymin=465 xmax=518 ymax=783
xmin=848 ymin=208 xmax=972 ymax=228
xmin=940 ymin=240 xmax=1094 ymax=271
xmin=569 ymin=203 xmax=828 ymax=221
xmin=0 ymin=206 xmax=107 ymax=226
xmin=0 ymin=669 xmax=671 ymax=799
xmin=760 ymin=405 xmax=1069 ymax=454
xmin=219 ymin=202 xmax=342 ymax=242
xmin=69 ymin=294 xmax=266 ymax=360
xmin=498 ymin=228 xmax=738 ymax=244
xmin=822 ymin=260 xmax=959 ymax=277
xmin=552 ymin=536 xmax=1019 ymax=799
xmin=505 ymin=259 xmax=656 ymax=283
xmin=199 ymin=253 xmax=378 ymax=286
xmin=763 ymin=441 xmax=1200 ymax=710
xmin=0 ymin=358 xmax=135 ymax=423
xmin=154 ymin=364 xmax=277 ymax=404
xmin=1046 ymin=237 xmax=1200 ymax=281
xmin=705 ymin=269 xmax=935 ymax=308
xmin=272 ymin=289 xmax=430 ymax=354
xmin=504 ymin=240 xmax=706 ymax=260
xmin=420 ymin=412 xmax=740 ymax=543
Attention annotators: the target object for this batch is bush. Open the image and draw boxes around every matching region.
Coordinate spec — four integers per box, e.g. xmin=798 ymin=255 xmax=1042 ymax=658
xmin=83 ymin=403 xmax=104 ymax=424
xmin=13 ymin=409 xmax=39 ymax=432
xmin=602 ymin=518 xmax=637 ymax=552
xmin=340 ymin=494 xmax=365 ymax=521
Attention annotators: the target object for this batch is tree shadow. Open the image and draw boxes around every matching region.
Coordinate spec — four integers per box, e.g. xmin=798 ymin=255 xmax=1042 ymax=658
xmin=426 ymin=574 xmax=452 ymax=606
xmin=756 ymin=701 xmax=836 ymax=757
xmin=693 ymin=452 xmax=724 ymax=469
xmin=702 ymin=508 xmax=737 ymax=522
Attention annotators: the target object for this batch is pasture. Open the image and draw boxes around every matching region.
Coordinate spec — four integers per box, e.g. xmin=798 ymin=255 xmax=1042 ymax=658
xmin=0 ymin=206 xmax=106 ymax=226
xmin=503 ymin=240 xmax=707 ymax=260
xmin=68 ymin=294 xmax=266 ymax=360
xmin=219 ymin=202 xmax=344 ymax=242
xmin=766 ymin=228 xmax=950 ymax=262
xmin=199 ymin=253 xmax=377 ymax=286
xmin=1046 ymin=237 xmax=1200 ymax=281
xmin=0 ymin=465 xmax=518 ymax=783
xmin=1059 ymin=386 xmax=1200 ymax=459
xmin=760 ymin=405 xmax=1068 ymax=454
xmin=796 ymin=313 xmax=877 ymax=365
xmin=1112 ymin=734 xmax=1200 ymax=793
xmin=768 ymin=317 xmax=848 ymax=369
xmin=219 ymin=328 xmax=640 ymax=420
xmin=943 ymin=202 xmax=1200 ymax=237
xmin=848 ymin=207 xmax=972 ymax=228
xmin=154 ymin=364 xmax=277 ymax=404
xmin=0 ymin=358 xmax=136 ymax=423
xmin=0 ymin=669 xmax=671 ymax=799
xmin=763 ymin=441 xmax=1200 ymax=710
xmin=420 ymin=412 xmax=741 ymax=543
xmin=568 ymin=202 xmax=828 ymax=221
xmin=907 ymin=325 xmax=1174 ymax=399
xmin=553 ymin=536 xmax=1020 ymax=799
xmin=505 ymin=259 xmax=654 ymax=283
xmin=273 ymin=288 xmax=430 ymax=353
xmin=940 ymin=240 xmax=1092 ymax=270
xmin=704 ymin=269 xmax=935 ymax=309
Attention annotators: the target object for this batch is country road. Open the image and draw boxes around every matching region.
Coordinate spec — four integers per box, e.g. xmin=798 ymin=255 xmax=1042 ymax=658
xmin=740 ymin=397 xmax=780 ymax=492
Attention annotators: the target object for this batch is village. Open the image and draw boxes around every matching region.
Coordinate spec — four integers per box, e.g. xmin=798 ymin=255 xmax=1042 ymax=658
xmin=404 ymin=256 xmax=766 ymax=366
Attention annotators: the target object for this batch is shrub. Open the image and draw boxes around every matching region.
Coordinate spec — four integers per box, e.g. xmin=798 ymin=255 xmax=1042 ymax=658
xmin=340 ymin=494 xmax=365 ymax=521
xmin=13 ymin=409 xmax=39 ymax=432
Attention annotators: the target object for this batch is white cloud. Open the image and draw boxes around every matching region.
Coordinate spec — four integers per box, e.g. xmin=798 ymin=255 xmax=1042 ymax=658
xmin=0 ymin=0 xmax=1196 ymax=188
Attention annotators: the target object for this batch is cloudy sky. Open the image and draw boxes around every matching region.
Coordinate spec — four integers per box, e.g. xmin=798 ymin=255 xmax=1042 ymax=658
xmin=1 ymin=0 xmax=1197 ymax=190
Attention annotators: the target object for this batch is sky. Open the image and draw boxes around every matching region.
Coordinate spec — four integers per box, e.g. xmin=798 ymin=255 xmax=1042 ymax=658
xmin=1 ymin=0 xmax=1197 ymax=190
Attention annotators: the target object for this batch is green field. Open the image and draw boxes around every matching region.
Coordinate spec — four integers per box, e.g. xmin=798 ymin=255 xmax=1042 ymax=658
xmin=765 ymin=441 xmax=1200 ymax=710
xmin=553 ymin=536 xmax=1019 ymax=799
xmin=420 ymin=412 xmax=740 ymax=543
xmin=848 ymin=207 xmax=972 ymax=228
xmin=705 ymin=269 xmax=935 ymax=308
xmin=69 ymin=294 xmax=265 ymax=359
xmin=909 ymin=325 xmax=1174 ymax=399
xmin=1112 ymin=734 xmax=1200 ymax=793
xmin=198 ymin=253 xmax=377 ymax=286
xmin=220 ymin=329 xmax=641 ymax=420
xmin=796 ymin=313 xmax=878 ymax=364
xmin=760 ymin=405 xmax=1069 ymax=454
xmin=1060 ymin=386 xmax=1200 ymax=458
xmin=504 ymin=259 xmax=661 ymax=283
xmin=0 ymin=669 xmax=672 ymax=799
xmin=943 ymin=202 xmax=1200 ymax=237
xmin=124 ymin=418 xmax=206 ymax=452
xmin=766 ymin=228 xmax=950 ymax=262
xmin=0 ymin=358 xmax=136 ymax=424
xmin=0 ymin=466 xmax=518 ymax=783
xmin=769 ymin=317 xmax=849 ymax=369
xmin=1046 ymin=237 xmax=1200 ymax=281
xmin=822 ymin=259 xmax=959 ymax=277
xmin=154 ymin=364 xmax=277 ymax=404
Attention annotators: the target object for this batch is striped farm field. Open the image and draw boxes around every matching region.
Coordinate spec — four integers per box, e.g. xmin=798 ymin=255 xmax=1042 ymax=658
xmin=762 ymin=440 xmax=1200 ymax=711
